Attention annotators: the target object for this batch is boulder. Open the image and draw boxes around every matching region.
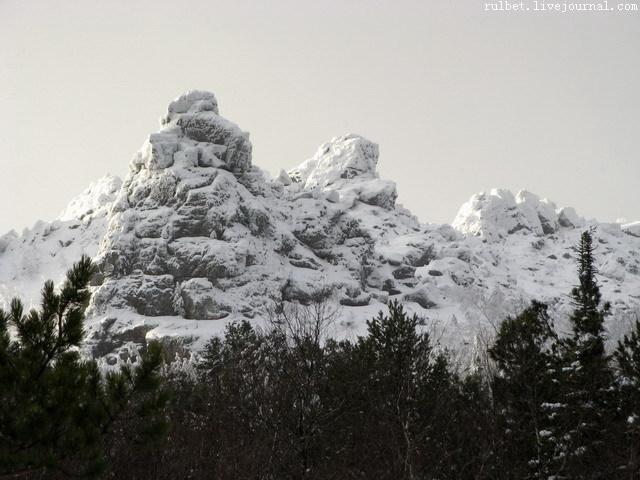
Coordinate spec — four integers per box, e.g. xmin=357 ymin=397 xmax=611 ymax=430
xmin=177 ymin=278 xmax=231 ymax=320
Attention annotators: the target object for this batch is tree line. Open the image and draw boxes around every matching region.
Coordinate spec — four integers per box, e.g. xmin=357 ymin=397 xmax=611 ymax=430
xmin=1 ymin=230 xmax=640 ymax=479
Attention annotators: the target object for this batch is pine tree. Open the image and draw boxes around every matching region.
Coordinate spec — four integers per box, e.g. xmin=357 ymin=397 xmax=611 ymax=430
xmin=361 ymin=300 xmax=433 ymax=480
xmin=0 ymin=256 xmax=167 ymax=478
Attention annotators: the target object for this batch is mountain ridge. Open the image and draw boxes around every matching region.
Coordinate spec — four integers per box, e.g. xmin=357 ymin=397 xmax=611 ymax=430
xmin=1 ymin=90 xmax=639 ymax=362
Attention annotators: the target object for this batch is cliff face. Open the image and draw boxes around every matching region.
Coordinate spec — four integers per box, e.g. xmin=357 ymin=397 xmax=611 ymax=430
xmin=2 ymin=91 xmax=639 ymax=360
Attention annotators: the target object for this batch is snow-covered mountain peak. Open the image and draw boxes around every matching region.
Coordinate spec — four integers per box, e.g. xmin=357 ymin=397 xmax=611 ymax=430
xmin=289 ymin=134 xmax=379 ymax=188
xmin=452 ymin=188 xmax=585 ymax=241
xmin=288 ymin=134 xmax=397 ymax=210
xmin=130 ymin=90 xmax=252 ymax=175
xmin=161 ymin=90 xmax=220 ymax=126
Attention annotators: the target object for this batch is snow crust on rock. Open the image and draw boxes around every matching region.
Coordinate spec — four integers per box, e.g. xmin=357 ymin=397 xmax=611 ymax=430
xmin=289 ymin=134 xmax=379 ymax=188
xmin=162 ymin=90 xmax=219 ymax=125
xmin=1 ymin=91 xmax=639 ymax=362
xmin=622 ymin=221 xmax=640 ymax=237
xmin=59 ymin=175 xmax=122 ymax=221
xmin=288 ymin=134 xmax=397 ymax=210
xmin=452 ymin=188 xmax=585 ymax=241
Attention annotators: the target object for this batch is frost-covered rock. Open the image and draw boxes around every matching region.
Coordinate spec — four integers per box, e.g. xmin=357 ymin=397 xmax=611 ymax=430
xmin=452 ymin=188 xmax=585 ymax=240
xmin=277 ymin=169 xmax=292 ymax=186
xmin=289 ymin=134 xmax=397 ymax=210
xmin=93 ymin=272 xmax=176 ymax=316
xmin=91 ymin=93 xmax=268 ymax=324
xmin=622 ymin=221 xmax=640 ymax=237
xmin=176 ymin=278 xmax=231 ymax=320
xmin=515 ymin=190 xmax=558 ymax=235
xmin=162 ymin=90 xmax=219 ymax=125
xmin=290 ymin=134 xmax=379 ymax=188
xmin=59 ymin=175 xmax=122 ymax=221
xmin=1 ymin=90 xmax=639 ymax=360
xmin=557 ymin=206 xmax=584 ymax=229
xmin=133 ymin=90 xmax=251 ymax=174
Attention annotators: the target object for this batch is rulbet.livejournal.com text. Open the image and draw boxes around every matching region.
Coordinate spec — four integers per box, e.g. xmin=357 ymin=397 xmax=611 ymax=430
xmin=484 ymin=1 xmax=639 ymax=11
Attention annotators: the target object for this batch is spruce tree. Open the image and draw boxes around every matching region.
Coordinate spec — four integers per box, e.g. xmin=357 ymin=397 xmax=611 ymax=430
xmin=489 ymin=301 xmax=559 ymax=477
xmin=613 ymin=318 xmax=640 ymax=475
xmin=554 ymin=229 xmax=614 ymax=477
xmin=0 ymin=256 xmax=167 ymax=477
xmin=569 ymin=229 xmax=610 ymax=355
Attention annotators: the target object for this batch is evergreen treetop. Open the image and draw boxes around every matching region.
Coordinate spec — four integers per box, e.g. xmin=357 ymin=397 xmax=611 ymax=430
xmin=569 ymin=228 xmax=610 ymax=342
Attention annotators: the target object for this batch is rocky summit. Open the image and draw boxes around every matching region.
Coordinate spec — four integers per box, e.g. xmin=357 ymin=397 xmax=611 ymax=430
xmin=1 ymin=91 xmax=639 ymax=361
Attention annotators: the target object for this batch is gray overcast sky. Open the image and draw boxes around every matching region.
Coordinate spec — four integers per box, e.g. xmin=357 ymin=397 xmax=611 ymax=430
xmin=1 ymin=0 xmax=639 ymax=235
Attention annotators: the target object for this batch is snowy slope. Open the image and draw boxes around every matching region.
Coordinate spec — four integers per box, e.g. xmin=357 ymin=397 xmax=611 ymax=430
xmin=0 ymin=175 xmax=121 ymax=308
xmin=1 ymin=91 xmax=639 ymax=361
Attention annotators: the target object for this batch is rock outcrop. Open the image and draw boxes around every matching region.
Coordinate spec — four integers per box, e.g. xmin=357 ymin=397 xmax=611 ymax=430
xmin=452 ymin=188 xmax=585 ymax=240
xmin=289 ymin=134 xmax=397 ymax=210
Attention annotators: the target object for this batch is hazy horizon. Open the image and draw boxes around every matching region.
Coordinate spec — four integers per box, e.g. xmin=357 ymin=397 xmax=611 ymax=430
xmin=1 ymin=0 xmax=639 ymax=235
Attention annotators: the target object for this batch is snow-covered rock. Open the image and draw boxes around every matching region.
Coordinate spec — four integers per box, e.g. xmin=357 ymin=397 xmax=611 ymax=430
xmin=622 ymin=221 xmax=640 ymax=237
xmin=1 ymin=90 xmax=639 ymax=359
xmin=452 ymin=188 xmax=585 ymax=240
xmin=161 ymin=90 xmax=219 ymax=125
xmin=290 ymin=134 xmax=379 ymax=188
xmin=59 ymin=174 xmax=122 ymax=221
xmin=289 ymin=134 xmax=397 ymax=210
